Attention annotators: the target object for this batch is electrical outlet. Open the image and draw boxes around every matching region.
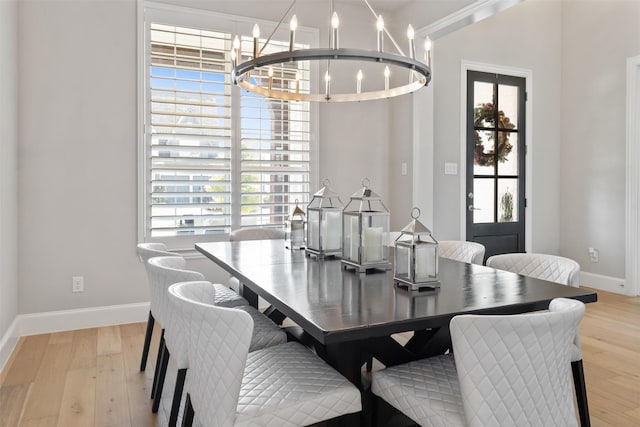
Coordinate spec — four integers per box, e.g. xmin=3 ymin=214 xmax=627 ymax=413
xmin=588 ymin=247 xmax=599 ymax=263
xmin=72 ymin=276 xmax=84 ymax=293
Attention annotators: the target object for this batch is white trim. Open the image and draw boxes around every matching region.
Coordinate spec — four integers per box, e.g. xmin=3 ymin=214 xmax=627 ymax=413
xmin=0 ymin=303 xmax=150 ymax=374
xmin=419 ymin=0 xmax=524 ymax=40
xmin=460 ymin=61 xmax=533 ymax=252
xmin=625 ymin=55 xmax=640 ymax=297
xmin=0 ymin=317 xmax=19 ymax=374
xmin=580 ymin=272 xmax=627 ymax=295
xmin=15 ymin=302 xmax=150 ymax=337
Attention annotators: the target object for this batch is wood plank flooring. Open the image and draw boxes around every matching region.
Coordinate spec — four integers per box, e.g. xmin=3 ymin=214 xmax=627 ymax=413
xmin=1 ymin=288 xmax=638 ymax=427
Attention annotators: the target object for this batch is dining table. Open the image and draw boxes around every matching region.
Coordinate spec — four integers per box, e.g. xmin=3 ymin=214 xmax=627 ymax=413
xmin=195 ymin=239 xmax=598 ymax=390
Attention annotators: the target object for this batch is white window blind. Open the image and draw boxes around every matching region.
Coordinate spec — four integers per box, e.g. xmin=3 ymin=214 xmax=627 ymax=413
xmin=141 ymin=9 xmax=314 ymax=242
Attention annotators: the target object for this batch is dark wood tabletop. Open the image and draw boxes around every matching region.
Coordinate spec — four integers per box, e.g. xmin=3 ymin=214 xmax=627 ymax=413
xmin=195 ymin=240 xmax=598 ymax=346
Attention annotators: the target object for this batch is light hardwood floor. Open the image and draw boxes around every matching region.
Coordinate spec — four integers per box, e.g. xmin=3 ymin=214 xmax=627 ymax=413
xmin=0 ymin=288 xmax=638 ymax=427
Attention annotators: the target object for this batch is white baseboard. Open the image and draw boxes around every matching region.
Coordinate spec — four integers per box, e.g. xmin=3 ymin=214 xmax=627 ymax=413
xmin=0 ymin=302 xmax=150 ymax=373
xmin=580 ymin=272 xmax=628 ymax=295
xmin=0 ymin=317 xmax=19 ymax=374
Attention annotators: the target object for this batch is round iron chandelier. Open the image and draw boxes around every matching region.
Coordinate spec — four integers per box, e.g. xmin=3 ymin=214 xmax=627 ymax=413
xmin=230 ymin=0 xmax=432 ymax=103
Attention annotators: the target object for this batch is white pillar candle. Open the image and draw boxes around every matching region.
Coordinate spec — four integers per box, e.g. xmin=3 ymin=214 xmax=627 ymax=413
xmin=322 ymin=210 xmax=342 ymax=250
xmin=363 ymin=227 xmax=383 ymax=262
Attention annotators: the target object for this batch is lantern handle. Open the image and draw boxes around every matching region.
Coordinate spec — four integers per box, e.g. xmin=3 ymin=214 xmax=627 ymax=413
xmin=321 ymin=178 xmax=331 ymax=187
xmin=411 ymin=207 xmax=421 ymax=219
xmin=362 ymin=177 xmax=370 ymax=188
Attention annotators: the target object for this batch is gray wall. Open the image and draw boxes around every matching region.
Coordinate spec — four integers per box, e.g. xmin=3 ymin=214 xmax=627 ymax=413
xmin=0 ymin=0 xmax=19 ymax=340
xmin=559 ymin=0 xmax=640 ymax=278
xmin=15 ymin=0 xmax=396 ymax=314
xmin=10 ymin=0 xmax=640 ymax=319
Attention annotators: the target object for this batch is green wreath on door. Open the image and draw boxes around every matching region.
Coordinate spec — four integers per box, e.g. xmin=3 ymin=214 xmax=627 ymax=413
xmin=473 ymin=102 xmax=516 ymax=167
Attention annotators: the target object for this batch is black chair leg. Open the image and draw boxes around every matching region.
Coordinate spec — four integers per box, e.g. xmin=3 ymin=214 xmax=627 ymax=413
xmin=140 ymin=311 xmax=155 ymax=371
xmin=572 ymin=359 xmax=591 ymax=427
xmin=169 ymin=368 xmax=187 ymax=427
xmin=151 ymin=329 xmax=165 ymax=399
xmin=181 ymin=393 xmax=195 ymax=427
xmin=152 ymin=344 xmax=170 ymax=413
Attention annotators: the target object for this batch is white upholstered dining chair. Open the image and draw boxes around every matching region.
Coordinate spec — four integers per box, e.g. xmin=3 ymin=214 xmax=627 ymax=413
xmin=485 ymin=252 xmax=588 ymax=426
xmin=438 ymin=240 xmax=486 ymax=265
xmin=372 ymin=298 xmax=585 ymax=427
xmin=146 ymin=256 xmax=286 ymax=427
xmin=168 ymin=281 xmax=362 ymax=427
xmin=136 ymin=243 xmax=179 ymax=373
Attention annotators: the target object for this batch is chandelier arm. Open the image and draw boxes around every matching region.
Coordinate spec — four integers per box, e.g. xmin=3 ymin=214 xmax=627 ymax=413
xmin=362 ymin=0 xmax=405 ymax=57
xmin=259 ymin=0 xmax=297 ymax=56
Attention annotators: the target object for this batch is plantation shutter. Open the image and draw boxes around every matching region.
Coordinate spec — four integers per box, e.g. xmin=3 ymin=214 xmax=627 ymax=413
xmin=148 ymin=24 xmax=232 ymax=237
xmin=239 ymin=40 xmax=312 ymax=227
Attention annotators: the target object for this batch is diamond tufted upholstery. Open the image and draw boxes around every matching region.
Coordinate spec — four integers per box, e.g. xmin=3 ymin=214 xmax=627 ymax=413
xmin=136 ymin=243 xmax=180 ymax=372
xmin=228 ymin=227 xmax=285 ymax=293
xmin=372 ymin=298 xmax=584 ymax=427
xmin=485 ymin=252 xmax=589 ymax=426
xmin=372 ymin=354 xmax=464 ymax=427
xmin=486 ymin=253 xmax=580 ymax=287
xmin=169 ymin=281 xmax=362 ymax=427
xmin=439 ymin=241 xmax=486 ymax=265
xmin=147 ymin=257 xmax=286 ymax=426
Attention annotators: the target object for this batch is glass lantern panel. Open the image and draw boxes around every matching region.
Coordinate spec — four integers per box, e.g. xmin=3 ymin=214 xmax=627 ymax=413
xmin=321 ymin=209 xmax=342 ymax=251
xmin=394 ymin=244 xmax=411 ymax=281
xmin=343 ymin=213 xmax=360 ymax=262
xmin=287 ymin=220 xmax=305 ymax=248
xmin=415 ymin=243 xmax=438 ymax=282
xmin=307 ymin=209 xmax=320 ymax=250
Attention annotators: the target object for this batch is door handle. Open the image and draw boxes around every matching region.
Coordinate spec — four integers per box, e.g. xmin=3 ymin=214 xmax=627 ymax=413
xmin=468 ymin=205 xmax=480 ymax=212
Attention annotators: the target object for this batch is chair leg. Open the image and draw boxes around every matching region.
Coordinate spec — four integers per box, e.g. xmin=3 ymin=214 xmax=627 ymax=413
xmin=366 ymin=356 xmax=373 ymax=372
xmin=169 ymin=368 xmax=187 ymax=427
xmin=152 ymin=344 xmax=170 ymax=413
xmin=140 ymin=311 xmax=155 ymax=371
xmin=572 ymin=359 xmax=591 ymax=427
xmin=181 ymin=393 xmax=195 ymax=427
xmin=151 ymin=329 xmax=165 ymax=399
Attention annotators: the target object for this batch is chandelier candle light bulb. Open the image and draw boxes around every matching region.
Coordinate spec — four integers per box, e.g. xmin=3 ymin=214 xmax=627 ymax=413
xmin=331 ymin=12 xmax=340 ymax=49
xmin=376 ymin=15 xmax=384 ymax=52
xmin=325 ymin=70 xmax=331 ymax=99
xmin=424 ymin=36 xmax=432 ymax=68
xmin=357 ymin=69 xmax=363 ymax=94
xmin=289 ymin=15 xmax=298 ymax=51
xmin=407 ymin=24 xmax=415 ymax=59
xmin=384 ymin=66 xmax=390 ymax=91
xmin=268 ymin=66 xmax=274 ymax=90
xmin=230 ymin=49 xmax=237 ymax=68
xmin=252 ymin=24 xmax=260 ymax=58
xmin=295 ymin=71 xmax=300 ymax=94
xmin=232 ymin=35 xmax=240 ymax=66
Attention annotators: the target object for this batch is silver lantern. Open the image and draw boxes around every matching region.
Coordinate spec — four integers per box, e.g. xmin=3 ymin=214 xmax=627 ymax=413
xmin=341 ymin=179 xmax=391 ymax=273
xmin=305 ymin=179 xmax=343 ymax=258
xmin=285 ymin=200 xmax=306 ymax=250
xmin=394 ymin=208 xmax=439 ymax=289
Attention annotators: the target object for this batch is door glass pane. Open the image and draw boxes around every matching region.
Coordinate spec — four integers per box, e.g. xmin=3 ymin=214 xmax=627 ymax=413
xmin=498 ymin=84 xmax=518 ymax=130
xmin=473 ymin=178 xmax=494 ymax=224
xmin=497 ymin=133 xmax=518 ymax=175
xmin=473 ymin=82 xmax=494 ymax=127
xmin=498 ymin=179 xmax=518 ymax=222
xmin=474 ymin=130 xmax=495 ymax=175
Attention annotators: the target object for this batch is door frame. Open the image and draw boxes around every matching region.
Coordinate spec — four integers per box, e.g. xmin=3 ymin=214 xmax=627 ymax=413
xmin=625 ymin=55 xmax=640 ymax=297
xmin=460 ymin=61 xmax=532 ymax=253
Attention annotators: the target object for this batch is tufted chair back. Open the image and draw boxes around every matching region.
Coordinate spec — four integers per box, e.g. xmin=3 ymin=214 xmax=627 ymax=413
xmin=229 ymin=227 xmax=285 ymax=241
xmin=486 ymin=253 xmax=580 ymax=287
xmin=451 ymin=297 xmax=585 ymax=427
xmin=168 ymin=281 xmax=253 ymax=427
xmin=439 ymin=240 xmax=486 ymax=265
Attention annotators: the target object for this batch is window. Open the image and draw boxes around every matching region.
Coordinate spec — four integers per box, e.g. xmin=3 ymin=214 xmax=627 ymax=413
xmin=138 ymin=3 xmax=317 ymax=248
